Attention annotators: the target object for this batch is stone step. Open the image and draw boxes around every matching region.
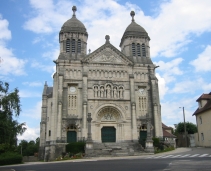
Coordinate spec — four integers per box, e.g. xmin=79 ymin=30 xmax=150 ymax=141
xmin=114 ymin=152 xmax=129 ymax=156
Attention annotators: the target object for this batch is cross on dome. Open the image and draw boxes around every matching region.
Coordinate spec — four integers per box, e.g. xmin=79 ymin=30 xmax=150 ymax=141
xmin=72 ymin=6 xmax=77 ymax=17
xmin=130 ymin=11 xmax=135 ymax=22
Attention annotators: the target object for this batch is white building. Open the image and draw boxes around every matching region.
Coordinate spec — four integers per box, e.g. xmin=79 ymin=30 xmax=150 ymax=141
xmin=39 ymin=6 xmax=163 ymax=160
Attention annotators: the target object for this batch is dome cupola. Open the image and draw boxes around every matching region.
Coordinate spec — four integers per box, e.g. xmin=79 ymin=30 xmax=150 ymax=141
xmin=120 ymin=11 xmax=149 ymax=47
xmin=60 ymin=6 xmax=87 ymax=35
xmin=119 ymin=11 xmax=152 ymax=64
xmin=59 ymin=6 xmax=88 ymax=60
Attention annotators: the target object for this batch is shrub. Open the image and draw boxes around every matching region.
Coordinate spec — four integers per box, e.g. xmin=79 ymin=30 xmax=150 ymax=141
xmin=66 ymin=142 xmax=85 ymax=154
xmin=0 ymin=152 xmax=22 ymax=165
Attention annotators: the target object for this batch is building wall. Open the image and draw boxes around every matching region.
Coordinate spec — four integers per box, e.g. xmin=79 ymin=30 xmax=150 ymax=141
xmin=196 ymin=110 xmax=211 ymax=147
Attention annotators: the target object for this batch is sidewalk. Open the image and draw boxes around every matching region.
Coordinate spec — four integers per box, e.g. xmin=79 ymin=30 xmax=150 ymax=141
xmin=0 ymin=147 xmax=192 ymax=169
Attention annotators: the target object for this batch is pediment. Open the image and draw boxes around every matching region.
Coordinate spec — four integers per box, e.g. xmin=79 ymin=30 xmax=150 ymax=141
xmin=82 ymin=44 xmax=133 ymax=65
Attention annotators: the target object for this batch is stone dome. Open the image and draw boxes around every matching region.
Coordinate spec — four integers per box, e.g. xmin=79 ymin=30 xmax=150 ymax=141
xmin=120 ymin=11 xmax=149 ymax=46
xmin=60 ymin=6 xmax=88 ymax=35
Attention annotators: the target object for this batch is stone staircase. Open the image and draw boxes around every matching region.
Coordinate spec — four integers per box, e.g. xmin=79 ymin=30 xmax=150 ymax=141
xmin=85 ymin=142 xmax=149 ymax=157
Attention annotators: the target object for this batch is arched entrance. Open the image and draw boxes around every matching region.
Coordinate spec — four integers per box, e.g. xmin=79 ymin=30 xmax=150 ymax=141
xmin=66 ymin=124 xmax=77 ymax=143
xmin=95 ymin=106 xmax=124 ymax=143
xmin=101 ymin=127 xmax=116 ymax=142
xmin=139 ymin=124 xmax=147 ymax=148
xmin=67 ymin=131 xmax=77 ymax=143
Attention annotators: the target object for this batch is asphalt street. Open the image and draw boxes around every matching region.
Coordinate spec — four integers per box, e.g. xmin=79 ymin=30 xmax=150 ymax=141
xmin=0 ymin=147 xmax=211 ymax=171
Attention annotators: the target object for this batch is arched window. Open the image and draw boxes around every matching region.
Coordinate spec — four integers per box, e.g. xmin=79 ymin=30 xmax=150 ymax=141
xmin=132 ymin=43 xmax=136 ymax=56
xmin=66 ymin=39 xmax=70 ymax=52
xmin=77 ymin=39 xmax=81 ymax=53
xmin=71 ymin=39 xmax=75 ymax=53
xmin=142 ymin=43 xmax=146 ymax=57
xmin=137 ymin=43 xmax=140 ymax=56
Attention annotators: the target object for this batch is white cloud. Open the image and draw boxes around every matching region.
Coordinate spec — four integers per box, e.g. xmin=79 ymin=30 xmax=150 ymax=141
xmin=161 ymin=97 xmax=198 ymax=126
xmin=171 ymin=78 xmax=211 ymax=94
xmin=190 ymin=45 xmax=211 ymax=72
xmin=23 ymin=0 xmax=211 ymax=58
xmin=0 ymin=15 xmax=26 ymax=76
xmin=155 ymin=58 xmax=183 ymax=83
xmin=0 ymin=15 xmax=11 ymax=40
xmin=17 ymin=125 xmax=40 ymax=142
xmin=22 ymin=101 xmax=42 ymax=120
xmin=42 ymin=48 xmax=59 ymax=60
xmin=23 ymin=0 xmax=73 ymax=34
xmin=147 ymin=0 xmax=211 ymax=57
xmin=22 ymin=81 xmax=43 ymax=87
xmin=19 ymin=89 xmax=41 ymax=98
xmin=31 ymin=60 xmax=54 ymax=73
xmin=156 ymin=73 xmax=168 ymax=100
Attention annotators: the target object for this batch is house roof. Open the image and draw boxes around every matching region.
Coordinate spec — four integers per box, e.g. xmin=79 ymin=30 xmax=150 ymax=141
xmin=193 ymin=92 xmax=211 ymax=116
xmin=162 ymin=123 xmax=171 ymax=129
xmin=163 ymin=129 xmax=176 ymax=138
xmin=162 ymin=123 xmax=176 ymax=138
xmin=196 ymin=93 xmax=211 ymax=102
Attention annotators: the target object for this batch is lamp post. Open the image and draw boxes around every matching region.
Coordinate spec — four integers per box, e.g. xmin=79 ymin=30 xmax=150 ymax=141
xmin=179 ymin=107 xmax=187 ymax=147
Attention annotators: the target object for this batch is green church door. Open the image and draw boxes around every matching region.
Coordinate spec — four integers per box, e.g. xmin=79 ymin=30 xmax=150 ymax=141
xmin=101 ymin=127 xmax=116 ymax=143
xmin=139 ymin=131 xmax=147 ymax=148
xmin=67 ymin=131 xmax=77 ymax=143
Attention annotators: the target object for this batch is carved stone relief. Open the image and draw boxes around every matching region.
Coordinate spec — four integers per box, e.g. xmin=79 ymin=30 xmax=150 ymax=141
xmin=97 ymin=107 xmax=121 ymax=122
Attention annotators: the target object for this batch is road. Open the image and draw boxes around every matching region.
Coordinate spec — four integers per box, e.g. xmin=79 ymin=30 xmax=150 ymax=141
xmin=0 ymin=147 xmax=211 ymax=171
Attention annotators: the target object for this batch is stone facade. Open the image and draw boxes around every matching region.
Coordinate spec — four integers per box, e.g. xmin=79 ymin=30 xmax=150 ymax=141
xmin=39 ymin=6 xmax=163 ymax=160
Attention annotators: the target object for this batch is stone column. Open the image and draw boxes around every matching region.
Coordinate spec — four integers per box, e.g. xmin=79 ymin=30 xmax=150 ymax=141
xmin=131 ymin=103 xmax=138 ymax=142
xmin=82 ymin=72 xmax=88 ymax=138
xmin=56 ymin=75 xmax=63 ymax=140
xmin=145 ymin=88 xmax=154 ymax=153
xmin=56 ymin=102 xmax=62 ymax=139
xmin=85 ymin=113 xmax=93 ymax=154
xmin=129 ymin=74 xmax=138 ymax=141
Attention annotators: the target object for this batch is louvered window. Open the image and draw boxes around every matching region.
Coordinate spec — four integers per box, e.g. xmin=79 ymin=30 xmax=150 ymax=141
xmin=66 ymin=39 xmax=70 ymax=52
xmin=71 ymin=39 xmax=75 ymax=53
xmin=142 ymin=44 xmax=146 ymax=57
xmin=77 ymin=39 xmax=81 ymax=53
xmin=137 ymin=43 xmax=141 ymax=56
xmin=132 ymin=43 xmax=136 ymax=56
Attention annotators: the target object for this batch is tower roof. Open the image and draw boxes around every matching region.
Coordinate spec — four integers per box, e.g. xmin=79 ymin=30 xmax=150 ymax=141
xmin=60 ymin=6 xmax=87 ymax=35
xmin=120 ymin=11 xmax=149 ymax=47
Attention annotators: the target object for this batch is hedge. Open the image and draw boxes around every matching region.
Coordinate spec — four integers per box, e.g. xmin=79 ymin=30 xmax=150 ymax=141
xmin=66 ymin=142 xmax=85 ymax=154
xmin=0 ymin=152 xmax=22 ymax=165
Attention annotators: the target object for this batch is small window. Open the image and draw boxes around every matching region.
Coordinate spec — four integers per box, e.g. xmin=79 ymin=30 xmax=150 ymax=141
xmin=49 ymin=130 xmax=51 ymax=136
xmin=142 ymin=43 xmax=146 ymax=57
xmin=201 ymin=133 xmax=204 ymax=141
xmin=137 ymin=43 xmax=140 ymax=56
xmin=132 ymin=43 xmax=136 ymax=56
xmin=66 ymin=39 xmax=70 ymax=52
xmin=199 ymin=116 xmax=202 ymax=124
xmin=71 ymin=39 xmax=75 ymax=53
xmin=77 ymin=39 xmax=81 ymax=53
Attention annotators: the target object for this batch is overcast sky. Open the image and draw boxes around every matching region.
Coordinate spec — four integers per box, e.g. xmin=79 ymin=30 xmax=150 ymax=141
xmin=0 ymin=0 xmax=211 ymax=142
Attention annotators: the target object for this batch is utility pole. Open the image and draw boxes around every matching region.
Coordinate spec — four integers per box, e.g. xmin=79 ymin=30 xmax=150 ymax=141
xmin=180 ymin=107 xmax=187 ymax=147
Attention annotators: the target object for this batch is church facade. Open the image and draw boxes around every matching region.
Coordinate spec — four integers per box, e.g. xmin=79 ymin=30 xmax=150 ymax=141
xmin=39 ymin=6 xmax=163 ymax=160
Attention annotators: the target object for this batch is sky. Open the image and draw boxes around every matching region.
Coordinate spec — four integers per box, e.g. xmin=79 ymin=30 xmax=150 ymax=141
xmin=0 ymin=0 xmax=211 ymax=142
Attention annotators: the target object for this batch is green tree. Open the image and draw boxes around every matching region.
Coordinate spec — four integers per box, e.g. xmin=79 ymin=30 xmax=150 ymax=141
xmin=17 ymin=138 xmax=39 ymax=156
xmin=0 ymin=81 xmax=26 ymax=149
xmin=175 ymin=122 xmax=197 ymax=134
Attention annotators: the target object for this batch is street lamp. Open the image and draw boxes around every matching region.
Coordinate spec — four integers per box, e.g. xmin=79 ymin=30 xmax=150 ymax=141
xmin=179 ymin=107 xmax=187 ymax=147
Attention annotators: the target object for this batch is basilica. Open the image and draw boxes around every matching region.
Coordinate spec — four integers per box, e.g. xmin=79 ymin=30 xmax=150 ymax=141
xmin=39 ymin=6 xmax=163 ymax=160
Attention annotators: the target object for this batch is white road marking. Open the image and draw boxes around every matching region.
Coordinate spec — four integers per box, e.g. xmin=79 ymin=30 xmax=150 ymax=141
xmin=189 ymin=154 xmax=200 ymax=157
xmin=180 ymin=154 xmax=191 ymax=157
xmin=154 ymin=155 xmax=164 ymax=158
xmin=161 ymin=155 xmax=174 ymax=158
xmin=170 ymin=155 xmax=182 ymax=158
xmin=199 ymin=154 xmax=209 ymax=157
